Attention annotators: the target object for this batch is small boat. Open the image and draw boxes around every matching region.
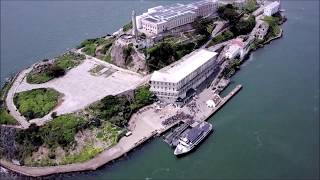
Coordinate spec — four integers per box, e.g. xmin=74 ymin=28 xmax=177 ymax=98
xmin=174 ymin=121 xmax=213 ymax=155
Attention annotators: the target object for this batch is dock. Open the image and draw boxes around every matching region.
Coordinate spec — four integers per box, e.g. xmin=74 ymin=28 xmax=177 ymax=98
xmin=163 ymin=85 xmax=242 ymax=147
xmin=201 ymin=84 xmax=242 ymax=121
xmin=163 ymin=120 xmax=194 ymax=147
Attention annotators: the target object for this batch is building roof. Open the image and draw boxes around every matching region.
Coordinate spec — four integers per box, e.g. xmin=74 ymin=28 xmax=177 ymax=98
xmin=265 ymin=1 xmax=280 ymax=10
xmin=138 ymin=0 xmax=216 ymax=25
xmin=150 ymin=49 xmax=218 ymax=83
xmin=230 ymin=38 xmax=244 ymax=47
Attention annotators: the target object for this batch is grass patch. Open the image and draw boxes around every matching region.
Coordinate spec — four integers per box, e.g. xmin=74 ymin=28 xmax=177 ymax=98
xmin=14 ymin=88 xmax=60 ymax=120
xmin=263 ymin=15 xmax=282 ymax=41
xmin=0 ymin=108 xmax=17 ymax=125
xmin=82 ymin=43 xmax=97 ymax=56
xmin=79 ymin=37 xmax=115 ymax=57
xmin=26 ymin=52 xmax=85 ymax=84
xmin=103 ymin=53 xmax=112 ymax=63
xmin=206 ymin=30 xmax=235 ymax=48
xmin=61 ymin=144 xmax=103 ymax=165
xmin=26 ymin=73 xmax=52 ymax=84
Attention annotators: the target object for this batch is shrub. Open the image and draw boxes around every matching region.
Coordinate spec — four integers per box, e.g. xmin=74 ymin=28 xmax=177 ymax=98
xmin=232 ymin=15 xmax=256 ymax=35
xmin=0 ymin=108 xmax=17 ymax=125
xmin=217 ymin=4 xmax=240 ymax=23
xmin=123 ymin=22 xmax=133 ymax=32
xmin=83 ymin=44 xmax=97 ymax=56
xmin=61 ymin=145 xmax=103 ymax=165
xmin=14 ymin=88 xmax=60 ymax=120
xmin=41 ymin=114 xmax=86 ymax=148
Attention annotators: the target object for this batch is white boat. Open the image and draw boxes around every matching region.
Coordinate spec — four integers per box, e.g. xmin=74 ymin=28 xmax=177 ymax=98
xmin=174 ymin=121 xmax=213 ymax=156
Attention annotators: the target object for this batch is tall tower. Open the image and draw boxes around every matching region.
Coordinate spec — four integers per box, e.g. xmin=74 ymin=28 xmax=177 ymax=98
xmin=132 ymin=10 xmax=138 ymax=40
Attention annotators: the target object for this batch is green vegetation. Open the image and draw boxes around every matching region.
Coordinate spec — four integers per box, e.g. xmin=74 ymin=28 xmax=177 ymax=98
xmin=41 ymin=115 xmax=86 ymax=148
xmin=0 ymin=80 xmax=17 ymax=125
xmin=192 ymin=17 xmax=213 ymax=36
xmin=79 ymin=37 xmax=115 ymax=57
xmin=61 ymin=145 xmax=103 ymax=165
xmin=103 ymin=53 xmax=112 ymax=63
xmin=243 ymin=0 xmax=258 ymax=14
xmin=14 ymin=114 xmax=86 ymax=161
xmin=0 ymin=108 xmax=17 ymax=125
xmin=14 ymin=88 xmax=60 ymax=120
xmin=83 ymin=43 xmax=96 ymax=56
xmin=123 ymin=22 xmax=133 ymax=32
xmin=26 ymin=72 xmax=52 ymax=84
xmin=145 ymin=41 xmax=198 ymax=72
xmin=263 ymin=15 xmax=281 ymax=40
xmin=217 ymin=4 xmax=256 ymax=36
xmin=96 ymin=122 xmax=122 ymax=145
xmin=26 ymin=52 xmax=85 ymax=84
xmin=89 ymin=85 xmax=154 ymax=127
xmin=123 ymin=43 xmax=134 ymax=65
xmin=143 ymin=17 xmax=213 ymax=72
xmin=222 ymin=59 xmax=241 ymax=77
xmin=206 ymin=30 xmax=234 ymax=47
xmin=232 ymin=15 xmax=256 ymax=35
xmin=217 ymin=4 xmax=240 ymax=23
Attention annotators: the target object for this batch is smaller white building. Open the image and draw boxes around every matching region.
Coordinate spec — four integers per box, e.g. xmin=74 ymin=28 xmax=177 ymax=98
xmin=263 ymin=1 xmax=280 ymax=16
xmin=224 ymin=38 xmax=245 ymax=59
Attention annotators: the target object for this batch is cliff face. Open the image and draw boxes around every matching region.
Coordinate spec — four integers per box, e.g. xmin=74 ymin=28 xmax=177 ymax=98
xmin=110 ymin=41 xmax=127 ymax=68
xmin=0 ymin=126 xmax=19 ymax=160
xmin=110 ymin=39 xmax=146 ymax=73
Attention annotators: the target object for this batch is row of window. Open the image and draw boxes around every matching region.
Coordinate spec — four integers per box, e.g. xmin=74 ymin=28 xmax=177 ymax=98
xmin=154 ymin=91 xmax=177 ymax=97
xmin=152 ymin=86 xmax=177 ymax=91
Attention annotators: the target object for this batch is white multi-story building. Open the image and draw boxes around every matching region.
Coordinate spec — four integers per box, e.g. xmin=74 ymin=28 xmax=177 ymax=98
xmin=136 ymin=0 xmax=218 ymax=35
xmin=263 ymin=1 xmax=280 ymax=16
xmin=150 ymin=49 xmax=218 ymax=104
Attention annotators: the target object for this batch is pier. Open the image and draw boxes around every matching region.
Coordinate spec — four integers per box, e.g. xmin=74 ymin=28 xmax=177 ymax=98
xmin=202 ymin=84 xmax=242 ymax=121
xmin=162 ymin=84 xmax=242 ymax=148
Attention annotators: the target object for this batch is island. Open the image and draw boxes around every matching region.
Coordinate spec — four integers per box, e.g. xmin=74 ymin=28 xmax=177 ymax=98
xmin=0 ymin=0 xmax=286 ymax=177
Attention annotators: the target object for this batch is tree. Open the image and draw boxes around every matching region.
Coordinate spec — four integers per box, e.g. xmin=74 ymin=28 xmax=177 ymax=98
xmin=232 ymin=15 xmax=256 ymax=35
xmin=243 ymin=0 xmax=258 ymax=13
xmin=217 ymin=4 xmax=240 ymax=23
xmin=192 ymin=17 xmax=211 ymax=36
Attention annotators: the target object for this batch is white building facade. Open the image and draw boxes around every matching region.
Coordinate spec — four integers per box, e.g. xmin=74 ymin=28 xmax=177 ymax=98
xmin=136 ymin=0 xmax=218 ymax=35
xmin=150 ymin=49 xmax=218 ymax=104
xmin=224 ymin=38 xmax=245 ymax=59
xmin=263 ymin=1 xmax=280 ymax=16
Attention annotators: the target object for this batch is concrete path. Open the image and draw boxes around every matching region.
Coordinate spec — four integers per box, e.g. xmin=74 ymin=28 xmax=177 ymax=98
xmin=5 ymin=68 xmax=33 ymax=129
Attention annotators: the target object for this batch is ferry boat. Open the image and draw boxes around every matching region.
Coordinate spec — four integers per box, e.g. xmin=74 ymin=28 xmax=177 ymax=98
xmin=174 ymin=121 xmax=213 ymax=155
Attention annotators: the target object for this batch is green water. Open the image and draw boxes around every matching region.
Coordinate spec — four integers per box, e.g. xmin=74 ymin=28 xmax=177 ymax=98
xmin=1 ymin=0 xmax=319 ymax=179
